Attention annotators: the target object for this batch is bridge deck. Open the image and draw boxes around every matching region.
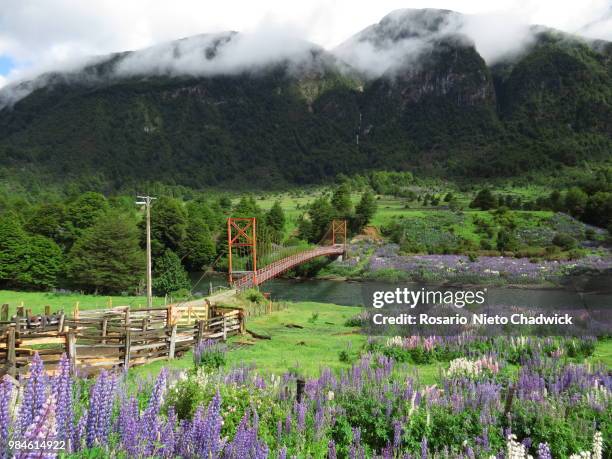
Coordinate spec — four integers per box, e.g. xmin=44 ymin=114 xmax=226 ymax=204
xmin=234 ymin=244 xmax=345 ymax=290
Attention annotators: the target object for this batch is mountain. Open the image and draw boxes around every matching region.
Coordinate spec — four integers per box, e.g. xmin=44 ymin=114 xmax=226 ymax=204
xmin=0 ymin=9 xmax=610 ymax=189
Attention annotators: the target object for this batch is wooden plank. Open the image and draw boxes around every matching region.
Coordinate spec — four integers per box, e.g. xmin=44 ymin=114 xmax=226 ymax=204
xmin=168 ymin=324 xmax=177 ymax=359
xmin=1 ymin=304 xmax=8 ymax=321
xmin=101 ymin=318 xmax=108 ymax=344
xmin=123 ymin=328 xmax=131 ymax=369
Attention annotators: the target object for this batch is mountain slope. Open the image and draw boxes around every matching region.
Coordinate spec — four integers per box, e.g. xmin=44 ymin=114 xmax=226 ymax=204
xmin=0 ymin=10 xmax=610 ymax=189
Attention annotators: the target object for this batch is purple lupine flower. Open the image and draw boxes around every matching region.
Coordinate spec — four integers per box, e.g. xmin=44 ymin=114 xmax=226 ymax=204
xmin=158 ymin=406 xmax=177 ymax=458
xmin=71 ymin=410 xmax=87 ymax=453
xmin=185 ymin=391 xmax=222 ymax=458
xmin=537 ymin=443 xmax=552 ymax=459
xmin=393 ymin=420 xmax=402 ymax=449
xmin=278 ymin=446 xmax=287 ymax=459
xmin=295 ymin=401 xmax=306 ymax=432
xmin=17 ymin=353 xmax=48 ymax=436
xmin=53 ymin=354 xmax=73 ymax=445
xmin=16 ymin=394 xmax=56 ymax=459
xmin=276 ymin=420 xmax=282 ymax=441
xmin=284 ymin=413 xmax=292 ymax=435
xmin=420 ymin=437 xmax=428 ymax=459
xmin=223 ymin=412 xmax=268 ymax=459
xmin=327 ymin=439 xmax=337 ymax=459
xmin=0 ymin=377 xmax=14 ymax=459
xmin=117 ymin=396 xmax=139 ymax=455
xmin=85 ymin=370 xmax=117 ymax=447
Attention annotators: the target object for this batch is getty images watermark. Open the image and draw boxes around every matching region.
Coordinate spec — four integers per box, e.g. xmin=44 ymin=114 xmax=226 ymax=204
xmin=361 ymin=284 xmax=610 ymax=336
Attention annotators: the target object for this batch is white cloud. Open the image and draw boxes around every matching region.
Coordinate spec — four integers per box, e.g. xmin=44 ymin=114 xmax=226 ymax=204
xmin=0 ymin=0 xmax=609 ymax=87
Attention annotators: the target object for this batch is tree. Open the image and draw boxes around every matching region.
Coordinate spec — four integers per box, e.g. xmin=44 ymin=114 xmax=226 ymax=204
xmin=470 ymin=189 xmax=497 ymax=210
xmin=331 ymin=183 xmax=352 ymax=217
xmin=300 ymin=197 xmax=334 ymax=243
xmin=353 ymin=191 xmax=377 ymax=233
xmin=584 ymin=192 xmax=612 ymax=228
xmin=496 ymin=229 xmax=518 ymax=252
xmin=266 ymin=201 xmax=286 ymax=235
xmin=66 ymin=192 xmax=109 ymax=231
xmin=25 ymin=202 xmax=69 ymax=246
xmin=180 ymin=218 xmax=216 ymax=272
xmin=146 ymin=196 xmax=187 ymax=257
xmin=153 ymin=249 xmax=191 ymax=295
xmin=67 ymin=213 xmax=144 ymax=294
xmin=0 ymin=214 xmax=29 ymax=288
xmin=564 ymin=187 xmax=588 ymax=217
xmin=16 ymin=236 xmax=63 ymax=290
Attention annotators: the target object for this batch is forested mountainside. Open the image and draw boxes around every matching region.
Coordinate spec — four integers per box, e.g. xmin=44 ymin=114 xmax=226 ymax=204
xmin=0 ymin=9 xmax=610 ymax=189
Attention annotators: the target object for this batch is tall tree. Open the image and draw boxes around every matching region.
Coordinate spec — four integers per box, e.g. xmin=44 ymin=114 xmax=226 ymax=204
xmin=153 ymin=249 xmax=191 ymax=295
xmin=66 ymin=192 xmax=109 ymax=231
xmin=564 ymin=187 xmax=588 ymax=218
xmin=180 ymin=218 xmax=216 ymax=272
xmin=146 ymin=196 xmax=187 ymax=257
xmin=266 ymin=201 xmax=286 ymax=236
xmin=353 ymin=191 xmax=377 ymax=233
xmin=470 ymin=189 xmax=497 ymax=210
xmin=302 ymin=197 xmax=334 ymax=243
xmin=67 ymin=212 xmax=144 ymax=294
xmin=331 ymin=183 xmax=352 ymax=217
xmin=16 ymin=236 xmax=64 ymax=290
xmin=0 ymin=214 xmax=29 ymax=287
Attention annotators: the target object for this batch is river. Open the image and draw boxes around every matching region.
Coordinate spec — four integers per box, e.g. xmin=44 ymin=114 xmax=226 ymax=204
xmin=190 ymin=273 xmax=612 ymax=310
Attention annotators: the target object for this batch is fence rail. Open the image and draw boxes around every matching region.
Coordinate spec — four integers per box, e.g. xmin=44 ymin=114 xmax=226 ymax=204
xmin=0 ymin=300 xmax=245 ymax=378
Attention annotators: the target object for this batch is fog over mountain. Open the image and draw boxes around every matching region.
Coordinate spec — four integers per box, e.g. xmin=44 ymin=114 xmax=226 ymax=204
xmin=0 ymin=8 xmax=606 ymax=108
xmin=0 ymin=8 xmax=610 ymax=189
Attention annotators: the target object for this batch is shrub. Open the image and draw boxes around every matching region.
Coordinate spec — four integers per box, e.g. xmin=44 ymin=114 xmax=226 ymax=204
xmin=552 ymin=233 xmax=577 ymax=250
xmin=243 ymin=288 xmax=265 ymax=304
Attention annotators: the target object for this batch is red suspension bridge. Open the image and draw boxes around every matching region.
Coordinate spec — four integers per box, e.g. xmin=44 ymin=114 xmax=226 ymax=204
xmin=227 ymin=218 xmax=347 ymax=290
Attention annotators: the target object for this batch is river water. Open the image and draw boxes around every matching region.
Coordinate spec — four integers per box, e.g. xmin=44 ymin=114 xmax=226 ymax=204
xmin=190 ymin=273 xmax=612 ymax=310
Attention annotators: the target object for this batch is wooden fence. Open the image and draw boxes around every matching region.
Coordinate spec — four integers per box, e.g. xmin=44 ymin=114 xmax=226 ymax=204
xmin=0 ymin=301 xmax=243 ymax=378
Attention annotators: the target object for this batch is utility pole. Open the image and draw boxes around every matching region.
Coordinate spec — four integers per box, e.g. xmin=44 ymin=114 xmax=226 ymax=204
xmin=136 ymin=195 xmax=156 ymax=308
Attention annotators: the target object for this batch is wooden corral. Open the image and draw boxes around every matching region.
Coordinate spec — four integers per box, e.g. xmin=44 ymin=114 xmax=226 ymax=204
xmin=0 ymin=300 xmax=243 ymax=378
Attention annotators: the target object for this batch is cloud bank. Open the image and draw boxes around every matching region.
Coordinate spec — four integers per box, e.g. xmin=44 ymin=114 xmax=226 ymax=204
xmin=0 ymin=1 xmax=610 ymax=106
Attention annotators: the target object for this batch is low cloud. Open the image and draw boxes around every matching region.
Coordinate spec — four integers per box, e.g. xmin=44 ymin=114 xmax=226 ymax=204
xmin=333 ymin=9 xmax=538 ymax=79
xmin=114 ymin=27 xmax=320 ymax=78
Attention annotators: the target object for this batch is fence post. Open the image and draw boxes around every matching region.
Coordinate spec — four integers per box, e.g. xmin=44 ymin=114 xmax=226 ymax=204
xmin=168 ymin=324 xmax=177 ymax=359
xmin=123 ymin=328 xmax=132 ymax=369
xmin=73 ymin=302 xmax=79 ymax=320
xmin=1 ymin=304 xmax=8 ymax=321
xmin=101 ymin=318 xmax=108 ymax=344
xmin=239 ymin=311 xmax=246 ymax=335
xmin=65 ymin=331 xmax=77 ymax=375
xmin=44 ymin=305 xmax=51 ymax=316
xmin=196 ymin=320 xmax=205 ymax=345
xmin=166 ymin=305 xmax=174 ymax=327
xmin=222 ymin=315 xmax=227 ymax=341
xmin=6 ymin=326 xmax=16 ymax=378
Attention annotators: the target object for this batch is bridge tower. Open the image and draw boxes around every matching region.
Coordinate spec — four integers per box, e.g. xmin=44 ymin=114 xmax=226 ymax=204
xmin=331 ymin=219 xmax=347 ymax=250
xmin=227 ymin=217 xmax=257 ymax=286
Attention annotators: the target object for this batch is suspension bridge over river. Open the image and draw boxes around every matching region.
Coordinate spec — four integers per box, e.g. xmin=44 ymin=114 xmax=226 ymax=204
xmin=227 ymin=218 xmax=347 ymax=290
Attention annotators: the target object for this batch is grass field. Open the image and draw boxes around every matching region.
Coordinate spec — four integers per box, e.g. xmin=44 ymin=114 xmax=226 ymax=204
xmin=130 ymin=302 xmax=441 ymax=383
xmin=129 ymin=301 xmax=610 ymax=387
xmin=0 ymin=290 xmax=167 ymax=316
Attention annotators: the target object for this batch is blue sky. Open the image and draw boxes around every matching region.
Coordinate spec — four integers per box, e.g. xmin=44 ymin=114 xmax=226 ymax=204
xmin=0 ymin=56 xmax=14 ymax=76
